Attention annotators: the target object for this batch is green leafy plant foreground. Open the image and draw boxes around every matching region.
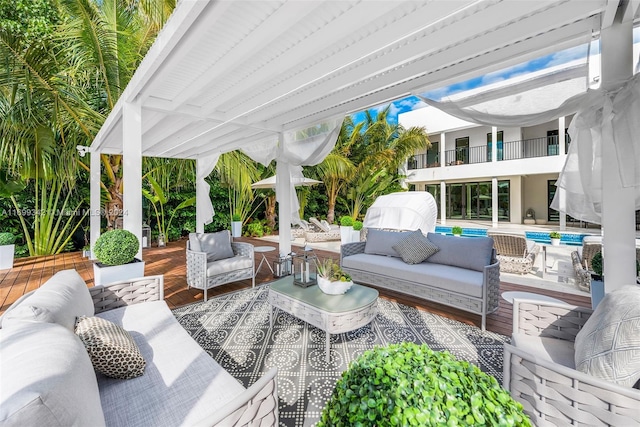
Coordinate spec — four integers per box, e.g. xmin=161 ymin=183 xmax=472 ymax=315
xmin=0 ymin=232 xmax=16 ymax=246
xmin=93 ymin=230 xmax=139 ymax=266
xmin=318 ymin=342 xmax=531 ymax=427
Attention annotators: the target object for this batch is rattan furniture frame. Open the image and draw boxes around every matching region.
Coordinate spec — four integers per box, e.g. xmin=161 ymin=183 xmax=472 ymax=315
xmin=268 ymin=277 xmax=378 ymax=362
xmin=487 ymin=231 xmax=540 ymax=274
xmin=503 ymin=299 xmax=640 ymax=426
xmin=186 ymin=240 xmax=255 ymax=301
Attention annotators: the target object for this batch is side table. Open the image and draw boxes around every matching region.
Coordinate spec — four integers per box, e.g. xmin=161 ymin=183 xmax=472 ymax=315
xmin=254 ymin=246 xmax=276 ymax=276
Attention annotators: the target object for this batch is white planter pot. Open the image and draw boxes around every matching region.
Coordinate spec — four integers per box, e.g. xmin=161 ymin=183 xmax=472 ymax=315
xmin=351 ymin=229 xmax=361 ymax=242
xmin=0 ymin=244 xmax=15 ymax=270
xmin=590 ymin=278 xmax=605 ymax=310
xmin=231 ymin=221 xmax=242 ymax=238
xmin=550 ymin=238 xmax=561 ymax=246
xmin=93 ymin=259 xmax=145 ymax=287
xmin=317 ymin=276 xmax=353 ymax=295
xmin=340 ymin=226 xmax=353 ymax=245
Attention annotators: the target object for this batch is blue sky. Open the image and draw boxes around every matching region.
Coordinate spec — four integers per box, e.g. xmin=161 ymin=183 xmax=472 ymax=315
xmin=352 ymin=27 xmax=640 ymax=126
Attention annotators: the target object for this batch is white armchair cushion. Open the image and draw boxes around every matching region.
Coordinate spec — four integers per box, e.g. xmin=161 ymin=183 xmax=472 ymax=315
xmin=0 ymin=269 xmax=93 ymax=331
xmin=574 ymin=285 xmax=640 ymax=387
xmin=0 ymin=322 xmax=105 ymax=427
xmin=206 ymin=256 xmax=253 ymax=276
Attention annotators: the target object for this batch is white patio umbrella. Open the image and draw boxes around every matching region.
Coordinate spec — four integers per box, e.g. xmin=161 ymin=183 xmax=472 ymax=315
xmin=251 ymin=175 xmax=322 ymax=189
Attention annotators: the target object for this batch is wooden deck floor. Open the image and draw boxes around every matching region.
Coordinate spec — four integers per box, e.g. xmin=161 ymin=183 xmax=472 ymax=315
xmin=0 ymin=237 xmax=590 ymax=336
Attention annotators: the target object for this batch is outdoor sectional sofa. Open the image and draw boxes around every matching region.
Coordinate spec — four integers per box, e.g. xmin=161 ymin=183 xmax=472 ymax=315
xmin=340 ymin=229 xmax=500 ymax=330
xmin=0 ymin=269 xmax=278 ymax=427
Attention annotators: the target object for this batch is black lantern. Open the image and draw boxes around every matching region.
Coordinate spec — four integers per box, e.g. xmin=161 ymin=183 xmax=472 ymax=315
xmin=273 ymin=253 xmax=292 ymax=278
xmin=293 ymin=246 xmax=317 ymax=287
xmin=142 ymin=223 xmax=152 ymax=248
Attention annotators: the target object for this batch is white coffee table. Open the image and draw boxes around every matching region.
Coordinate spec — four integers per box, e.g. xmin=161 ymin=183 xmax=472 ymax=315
xmin=268 ymin=276 xmax=378 ymax=362
xmin=254 ymin=246 xmax=276 ymax=276
xmin=501 ymin=291 xmax=565 ymax=305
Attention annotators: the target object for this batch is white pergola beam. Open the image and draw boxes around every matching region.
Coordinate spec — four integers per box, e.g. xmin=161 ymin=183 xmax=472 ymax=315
xmin=122 ymin=100 xmax=144 ymax=259
xmin=89 ymin=148 xmax=101 ymax=259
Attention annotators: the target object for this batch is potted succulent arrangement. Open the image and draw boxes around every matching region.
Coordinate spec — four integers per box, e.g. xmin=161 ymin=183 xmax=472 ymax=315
xmin=352 ymin=220 xmax=363 ymax=243
xmin=451 ymin=225 xmax=463 ymax=237
xmin=0 ymin=232 xmax=16 ymax=270
xmin=93 ymin=229 xmax=144 ymax=286
xmin=549 ymin=231 xmax=561 ymax=246
xmin=589 ymin=251 xmax=605 ymax=309
xmin=315 ymin=258 xmax=353 ymax=295
xmin=318 ymin=342 xmax=531 ymax=427
xmin=339 ymin=216 xmax=354 ymax=245
xmin=231 ymin=213 xmax=243 ymax=238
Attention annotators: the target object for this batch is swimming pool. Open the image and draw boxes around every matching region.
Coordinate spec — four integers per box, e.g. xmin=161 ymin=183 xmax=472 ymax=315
xmin=434 ymin=226 xmax=586 ymax=246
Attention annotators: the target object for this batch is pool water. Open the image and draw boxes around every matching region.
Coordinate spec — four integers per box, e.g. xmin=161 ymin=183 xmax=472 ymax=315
xmin=434 ymin=226 xmax=585 ymax=246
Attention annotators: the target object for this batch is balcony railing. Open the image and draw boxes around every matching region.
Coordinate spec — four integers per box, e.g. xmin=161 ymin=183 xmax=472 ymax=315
xmin=407 ymin=135 xmax=569 ymax=169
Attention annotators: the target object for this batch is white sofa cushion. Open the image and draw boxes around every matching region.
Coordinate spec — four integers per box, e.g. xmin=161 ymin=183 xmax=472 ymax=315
xmin=574 ymin=285 xmax=640 ymax=387
xmin=512 ymin=333 xmax=576 ymax=369
xmin=206 ymin=255 xmax=253 ymax=276
xmin=0 ymin=269 xmax=94 ymax=331
xmin=0 ymin=322 xmax=106 ymax=427
xmin=96 ymin=300 xmax=245 ymax=427
xmin=342 ymin=253 xmax=484 ymax=298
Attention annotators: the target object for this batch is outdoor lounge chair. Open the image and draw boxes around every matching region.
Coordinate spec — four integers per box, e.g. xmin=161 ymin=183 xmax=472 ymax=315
xmin=571 ymin=235 xmax=602 ymax=291
xmin=186 ymin=230 xmax=255 ymax=301
xmin=503 ymin=295 xmax=640 ymax=426
xmin=304 ymin=217 xmax=341 ymax=242
xmin=487 ymin=231 xmax=539 ymax=274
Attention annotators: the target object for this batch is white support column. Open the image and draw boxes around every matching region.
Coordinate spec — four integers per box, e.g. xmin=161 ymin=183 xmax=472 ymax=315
xmin=439 ymin=132 xmax=446 ymax=168
xmin=491 ymin=127 xmax=498 ymax=163
xmin=558 ymin=116 xmax=566 ymax=156
xmin=122 ymin=100 xmax=143 ymax=259
xmin=491 ymin=177 xmax=498 ymax=228
xmin=90 ymin=149 xmax=101 ymax=259
xmin=559 ymin=187 xmax=567 ymax=231
xmin=440 ymin=181 xmax=446 ymax=225
xmin=276 ymin=137 xmax=292 ymax=256
xmin=601 ymin=18 xmax=635 ymax=291
xmin=196 ymin=157 xmax=206 ymax=234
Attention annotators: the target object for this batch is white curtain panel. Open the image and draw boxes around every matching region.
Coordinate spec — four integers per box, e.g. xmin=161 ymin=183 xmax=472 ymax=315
xmin=196 ymin=153 xmax=221 ymax=226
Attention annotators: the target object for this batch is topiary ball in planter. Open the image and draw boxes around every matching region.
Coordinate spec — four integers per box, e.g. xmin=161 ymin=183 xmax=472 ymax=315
xmin=94 ymin=230 xmax=139 ymax=266
xmin=318 ymin=342 xmax=531 ymax=427
xmin=0 ymin=232 xmax=16 ymax=246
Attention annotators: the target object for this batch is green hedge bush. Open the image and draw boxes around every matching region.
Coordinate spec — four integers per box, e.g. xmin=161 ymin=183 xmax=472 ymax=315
xmin=0 ymin=232 xmax=16 ymax=246
xmin=93 ymin=230 xmax=139 ymax=266
xmin=318 ymin=342 xmax=530 ymax=427
xmin=340 ymin=216 xmax=354 ymax=227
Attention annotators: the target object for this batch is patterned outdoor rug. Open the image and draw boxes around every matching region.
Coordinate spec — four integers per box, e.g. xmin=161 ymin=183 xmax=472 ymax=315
xmin=172 ymin=284 xmax=509 ymax=427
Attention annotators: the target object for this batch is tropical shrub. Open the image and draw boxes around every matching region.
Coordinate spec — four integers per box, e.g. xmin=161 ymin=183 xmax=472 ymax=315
xmin=318 ymin=342 xmax=531 ymax=427
xmin=352 ymin=220 xmax=363 ymax=231
xmin=452 ymin=225 xmax=463 ymax=235
xmin=591 ymin=251 xmax=603 ymax=278
xmin=93 ymin=230 xmax=139 ymax=266
xmin=340 ymin=216 xmax=354 ymax=227
xmin=0 ymin=232 xmax=16 ymax=246
xmin=245 ymin=221 xmax=264 ymax=237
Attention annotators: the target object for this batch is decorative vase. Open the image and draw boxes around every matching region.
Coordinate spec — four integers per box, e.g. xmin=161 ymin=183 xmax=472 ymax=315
xmin=317 ymin=276 xmax=353 ymax=295
xmin=351 ymin=229 xmax=361 ymax=242
xmin=0 ymin=244 xmax=15 ymax=270
xmin=231 ymin=221 xmax=242 ymax=238
xmin=93 ymin=259 xmax=145 ymax=287
xmin=550 ymin=238 xmax=560 ymax=246
xmin=340 ymin=226 xmax=353 ymax=245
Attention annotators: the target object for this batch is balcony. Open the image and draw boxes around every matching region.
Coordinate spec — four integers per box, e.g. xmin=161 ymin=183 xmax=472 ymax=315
xmin=408 ymin=135 xmax=568 ymax=170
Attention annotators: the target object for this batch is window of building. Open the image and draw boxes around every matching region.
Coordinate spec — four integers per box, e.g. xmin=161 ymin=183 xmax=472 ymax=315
xmin=427 ymin=141 xmax=439 ymax=166
xmin=486 ymin=131 xmax=503 ymax=161
xmin=441 ymin=180 xmax=510 ymax=221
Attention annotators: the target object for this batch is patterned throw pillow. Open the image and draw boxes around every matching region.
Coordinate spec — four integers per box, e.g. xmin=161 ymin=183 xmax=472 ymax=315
xmin=574 ymin=285 xmax=640 ymax=388
xmin=392 ymin=230 xmax=440 ymax=264
xmin=75 ymin=316 xmax=146 ymax=379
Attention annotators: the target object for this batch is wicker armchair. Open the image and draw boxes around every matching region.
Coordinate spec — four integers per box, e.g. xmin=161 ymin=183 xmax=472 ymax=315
xmin=186 ymin=231 xmax=255 ymax=301
xmin=571 ymin=235 xmax=602 ymax=291
xmin=503 ymin=299 xmax=640 ymax=426
xmin=487 ymin=231 xmax=539 ymax=274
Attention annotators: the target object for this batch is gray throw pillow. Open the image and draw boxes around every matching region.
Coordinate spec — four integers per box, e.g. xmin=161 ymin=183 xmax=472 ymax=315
xmin=75 ymin=316 xmax=146 ymax=379
xmin=364 ymin=228 xmax=413 ymax=257
xmin=198 ymin=230 xmax=235 ymax=261
xmin=392 ymin=230 xmax=439 ymax=264
xmin=574 ymin=285 xmax=640 ymax=388
xmin=426 ymin=233 xmax=494 ymax=272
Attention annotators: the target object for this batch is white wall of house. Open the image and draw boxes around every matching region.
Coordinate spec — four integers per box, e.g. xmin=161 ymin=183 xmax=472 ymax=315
xmin=522 ymin=174 xmax=559 ymax=223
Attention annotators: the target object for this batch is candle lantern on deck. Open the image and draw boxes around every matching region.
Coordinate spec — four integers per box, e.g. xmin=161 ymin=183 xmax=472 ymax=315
xmin=141 ymin=223 xmax=152 ymax=248
xmin=273 ymin=253 xmax=292 ymax=278
xmin=293 ymin=246 xmax=317 ymax=287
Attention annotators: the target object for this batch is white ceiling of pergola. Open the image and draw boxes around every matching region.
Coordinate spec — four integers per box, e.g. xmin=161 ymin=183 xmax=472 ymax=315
xmin=91 ymin=0 xmax=639 ymax=160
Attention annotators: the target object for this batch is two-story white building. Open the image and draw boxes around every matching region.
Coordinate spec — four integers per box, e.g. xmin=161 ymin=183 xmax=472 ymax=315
xmin=399 ymin=60 xmax=598 ymax=229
